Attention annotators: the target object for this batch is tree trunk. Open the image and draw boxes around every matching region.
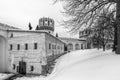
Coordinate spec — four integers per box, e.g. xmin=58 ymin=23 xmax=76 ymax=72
xmin=116 ymin=0 xmax=120 ymax=54
xmin=103 ymin=44 xmax=105 ymax=51
xmin=113 ymin=24 xmax=117 ymax=52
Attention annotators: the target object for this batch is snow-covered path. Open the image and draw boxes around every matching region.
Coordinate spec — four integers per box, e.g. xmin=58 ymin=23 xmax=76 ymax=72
xmin=0 ymin=73 xmax=13 ymax=80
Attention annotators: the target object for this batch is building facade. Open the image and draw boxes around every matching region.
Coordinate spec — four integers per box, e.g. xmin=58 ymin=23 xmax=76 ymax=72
xmin=8 ymin=30 xmax=64 ymax=74
xmin=0 ymin=17 xmax=90 ymax=74
xmin=59 ymin=37 xmax=87 ymax=51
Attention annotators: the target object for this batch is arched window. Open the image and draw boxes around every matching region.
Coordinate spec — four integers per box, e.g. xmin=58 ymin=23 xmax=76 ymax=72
xmin=67 ymin=43 xmax=73 ymax=51
xmin=75 ymin=44 xmax=79 ymax=50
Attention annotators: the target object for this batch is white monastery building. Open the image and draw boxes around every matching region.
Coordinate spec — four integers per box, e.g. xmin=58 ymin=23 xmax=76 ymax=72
xmin=59 ymin=37 xmax=86 ymax=51
xmin=0 ymin=17 xmax=87 ymax=75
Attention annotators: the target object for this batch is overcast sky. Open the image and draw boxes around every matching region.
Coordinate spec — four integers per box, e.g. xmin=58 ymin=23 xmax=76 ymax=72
xmin=0 ymin=0 xmax=78 ymax=38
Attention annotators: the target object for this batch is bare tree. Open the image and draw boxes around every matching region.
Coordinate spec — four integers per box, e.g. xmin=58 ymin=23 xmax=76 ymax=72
xmin=87 ymin=10 xmax=115 ymax=51
xmin=55 ymin=0 xmax=120 ymax=54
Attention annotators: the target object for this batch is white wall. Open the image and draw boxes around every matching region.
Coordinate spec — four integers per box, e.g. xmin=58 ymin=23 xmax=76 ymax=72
xmin=8 ymin=32 xmax=47 ymax=74
xmin=0 ymin=36 xmax=9 ymax=72
xmin=45 ymin=34 xmax=64 ymax=57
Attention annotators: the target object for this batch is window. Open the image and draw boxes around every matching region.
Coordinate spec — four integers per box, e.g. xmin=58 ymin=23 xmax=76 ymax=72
xmin=25 ymin=43 xmax=28 ymax=50
xmin=10 ymin=33 xmax=13 ymax=38
xmin=52 ymin=51 xmax=54 ymax=55
xmin=30 ymin=66 xmax=34 ymax=71
xmin=10 ymin=44 xmax=13 ymax=50
xmin=75 ymin=44 xmax=80 ymax=50
xmin=55 ymin=45 xmax=56 ymax=49
xmin=49 ymin=43 xmax=51 ymax=49
xmin=13 ymin=64 xmax=16 ymax=70
xmin=52 ymin=45 xmax=54 ymax=49
xmin=81 ymin=44 xmax=83 ymax=49
xmin=17 ymin=44 xmax=20 ymax=50
xmin=34 ymin=43 xmax=37 ymax=49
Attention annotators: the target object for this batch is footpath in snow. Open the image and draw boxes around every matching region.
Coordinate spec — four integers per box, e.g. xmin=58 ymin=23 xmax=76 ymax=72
xmin=15 ymin=49 xmax=120 ymax=80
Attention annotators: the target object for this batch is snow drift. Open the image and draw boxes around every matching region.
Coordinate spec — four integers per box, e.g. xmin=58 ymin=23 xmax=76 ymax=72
xmin=15 ymin=49 xmax=120 ymax=80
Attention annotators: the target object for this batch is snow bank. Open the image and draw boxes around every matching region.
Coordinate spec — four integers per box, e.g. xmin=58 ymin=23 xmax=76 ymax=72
xmin=15 ymin=49 xmax=118 ymax=80
xmin=47 ymin=49 xmax=115 ymax=80
xmin=52 ymin=49 xmax=112 ymax=74
xmin=0 ymin=73 xmax=13 ymax=80
xmin=15 ymin=76 xmax=45 ymax=80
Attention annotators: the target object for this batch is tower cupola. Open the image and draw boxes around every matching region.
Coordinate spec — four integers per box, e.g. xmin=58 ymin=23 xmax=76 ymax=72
xmin=36 ymin=17 xmax=54 ymax=35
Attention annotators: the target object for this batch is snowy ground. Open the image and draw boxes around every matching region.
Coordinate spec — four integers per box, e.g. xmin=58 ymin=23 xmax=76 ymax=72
xmin=0 ymin=73 xmax=13 ymax=80
xmin=15 ymin=49 xmax=120 ymax=80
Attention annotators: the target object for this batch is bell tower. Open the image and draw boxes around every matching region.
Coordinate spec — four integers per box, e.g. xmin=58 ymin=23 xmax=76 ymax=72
xmin=36 ymin=17 xmax=54 ymax=35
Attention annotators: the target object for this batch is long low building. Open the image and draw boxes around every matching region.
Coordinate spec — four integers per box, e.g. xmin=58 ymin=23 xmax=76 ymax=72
xmin=0 ymin=17 xmax=90 ymax=75
xmin=8 ymin=30 xmax=65 ymax=75
xmin=59 ymin=37 xmax=87 ymax=51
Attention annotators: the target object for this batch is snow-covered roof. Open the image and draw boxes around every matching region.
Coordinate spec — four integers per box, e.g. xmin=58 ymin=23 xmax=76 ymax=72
xmin=0 ymin=23 xmax=20 ymax=30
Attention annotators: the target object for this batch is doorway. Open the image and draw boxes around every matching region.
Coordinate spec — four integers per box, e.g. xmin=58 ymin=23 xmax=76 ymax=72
xmin=17 ymin=61 xmax=26 ymax=75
